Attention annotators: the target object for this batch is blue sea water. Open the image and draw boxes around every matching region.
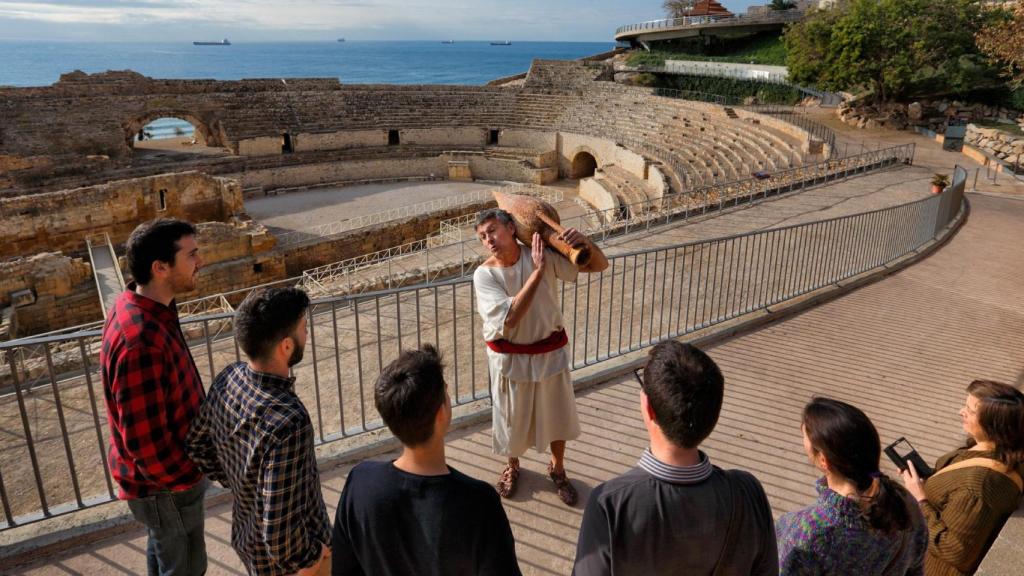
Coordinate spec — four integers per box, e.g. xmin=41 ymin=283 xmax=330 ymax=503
xmin=0 ymin=40 xmax=616 ymax=88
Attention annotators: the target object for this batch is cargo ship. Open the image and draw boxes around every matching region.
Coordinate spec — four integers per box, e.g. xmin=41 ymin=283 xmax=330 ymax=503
xmin=194 ymin=38 xmax=231 ymax=46
xmin=490 ymin=40 xmax=512 ymax=46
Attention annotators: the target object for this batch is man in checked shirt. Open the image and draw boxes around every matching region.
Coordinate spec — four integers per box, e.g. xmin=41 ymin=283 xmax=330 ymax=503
xmin=186 ymin=287 xmax=331 ymax=576
xmin=101 ymin=218 xmax=208 ymax=575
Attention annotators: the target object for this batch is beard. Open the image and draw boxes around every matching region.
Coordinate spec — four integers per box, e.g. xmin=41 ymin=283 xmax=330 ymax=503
xmin=171 ymin=268 xmax=198 ymax=293
xmin=287 ymin=341 xmax=305 ymax=367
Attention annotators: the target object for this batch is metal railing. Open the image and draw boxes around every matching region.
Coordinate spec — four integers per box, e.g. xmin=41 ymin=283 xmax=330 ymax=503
xmin=615 ymin=10 xmax=805 ymax=36
xmin=0 ymin=145 xmax=944 ymax=532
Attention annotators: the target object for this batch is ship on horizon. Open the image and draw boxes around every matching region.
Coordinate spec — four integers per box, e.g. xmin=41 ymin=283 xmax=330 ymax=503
xmin=490 ymin=40 xmax=512 ymax=46
xmin=194 ymin=38 xmax=231 ymax=46
xmin=441 ymin=40 xmax=455 ymax=44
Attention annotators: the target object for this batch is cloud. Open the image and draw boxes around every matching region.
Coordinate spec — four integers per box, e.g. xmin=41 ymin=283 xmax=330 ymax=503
xmin=0 ymin=1 xmax=761 ymax=41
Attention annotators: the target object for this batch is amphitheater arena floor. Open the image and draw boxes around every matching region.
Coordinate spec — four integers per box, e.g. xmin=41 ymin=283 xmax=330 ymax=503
xmin=244 ymin=180 xmax=499 ymax=234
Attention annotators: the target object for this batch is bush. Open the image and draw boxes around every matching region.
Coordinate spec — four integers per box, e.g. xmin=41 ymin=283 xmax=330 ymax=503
xmin=657 ymin=75 xmax=803 ymax=105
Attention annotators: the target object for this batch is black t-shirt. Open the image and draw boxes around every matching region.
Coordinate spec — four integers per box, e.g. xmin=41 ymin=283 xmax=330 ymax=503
xmin=331 ymin=460 xmax=522 ymax=576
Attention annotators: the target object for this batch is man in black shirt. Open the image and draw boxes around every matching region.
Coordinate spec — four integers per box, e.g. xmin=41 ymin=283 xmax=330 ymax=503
xmin=573 ymin=341 xmax=777 ymax=576
xmin=331 ymin=344 xmax=522 ymax=576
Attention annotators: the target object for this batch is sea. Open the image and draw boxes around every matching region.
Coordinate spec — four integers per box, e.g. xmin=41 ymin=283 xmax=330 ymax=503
xmin=2 ymin=40 xmax=615 ymax=139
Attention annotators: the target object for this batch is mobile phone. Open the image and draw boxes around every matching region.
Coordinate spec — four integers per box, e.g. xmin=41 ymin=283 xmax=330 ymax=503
xmin=885 ymin=437 xmax=933 ymax=478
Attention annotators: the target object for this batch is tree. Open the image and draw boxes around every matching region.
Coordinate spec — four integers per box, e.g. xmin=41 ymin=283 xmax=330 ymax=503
xmin=770 ymin=0 xmax=798 ymax=10
xmin=664 ymin=0 xmax=697 ymax=19
xmin=784 ymin=0 xmax=997 ymax=101
xmin=977 ymin=1 xmax=1024 ymax=88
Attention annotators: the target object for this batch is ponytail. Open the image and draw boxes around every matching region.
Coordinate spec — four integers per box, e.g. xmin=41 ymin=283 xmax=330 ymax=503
xmin=860 ymin=474 xmax=912 ymax=533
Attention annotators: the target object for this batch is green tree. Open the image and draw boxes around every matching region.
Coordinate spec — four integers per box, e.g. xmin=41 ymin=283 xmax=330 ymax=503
xmin=785 ymin=0 xmax=996 ymax=101
xmin=770 ymin=0 xmax=797 ymax=10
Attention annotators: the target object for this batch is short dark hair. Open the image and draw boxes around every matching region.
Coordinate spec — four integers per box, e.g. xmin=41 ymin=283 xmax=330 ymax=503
xmin=803 ymin=397 xmax=912 ymax=533
xmin=474 ymin=208 xmax=514 ymax=230
xmin=126 ymin=218 xmax=197 ymax=285
xmin=641 ymin=341 xmax=723 ymax=448
xmin=234 ymin=287 xmax=310 ymax=362
xmin=374 ymin=344 xmax=447 ymax=447
xmin=966 ymin=380 xmax=1024 ymax=468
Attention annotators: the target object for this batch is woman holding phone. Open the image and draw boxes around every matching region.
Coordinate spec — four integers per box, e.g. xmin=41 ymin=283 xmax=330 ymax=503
xmin=776 ymin=398 xmax=928 ymax=575
xmin=901 ymin=380 xmax=1024 ymax=576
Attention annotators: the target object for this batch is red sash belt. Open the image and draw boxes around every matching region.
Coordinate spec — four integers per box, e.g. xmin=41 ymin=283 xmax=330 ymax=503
xmin=486 ymin=329 xmax=568 ymax=355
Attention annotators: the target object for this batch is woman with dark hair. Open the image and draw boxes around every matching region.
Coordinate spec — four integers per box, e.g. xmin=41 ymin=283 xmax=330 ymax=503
xmin=901 ymin=380 xmax=1024 ymax=576
xmin=776 ymin=398 xmax=928 ymax=575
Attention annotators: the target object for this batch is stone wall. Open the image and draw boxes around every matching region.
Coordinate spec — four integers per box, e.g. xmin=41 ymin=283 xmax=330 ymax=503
xmin=579 ymin=177 xmax=619 ymax=216
xmin=292 ymin=130 xmax=387 ymax=153
xmin=498 ymin=129 xmax=558 ymax=150
xmin=448 ymin=155 xmax=557 ymax=184
xmin=176 ymin=220 xmax=286 ymax=301
xmin=402 ymin=127 xmax=487 ymax=147
xmin=0 ymin=172 xmax=243 ymax=258
xmin=232 ymin=157 xmax=449 ymax=190
xmin=837 ymin=99 xmax=1023 ymax=133
xmin=965 ymin=125 xmax=1024 ymax=167
xmin=1 ymin=252 xmax=101 ymax=337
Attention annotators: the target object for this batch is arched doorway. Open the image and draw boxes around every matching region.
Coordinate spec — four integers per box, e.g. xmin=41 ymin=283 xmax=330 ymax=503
xmin=571 ymin=151 xmax=598 ymax=179
xmin=125 ymin=113 xmax=229 ymax=159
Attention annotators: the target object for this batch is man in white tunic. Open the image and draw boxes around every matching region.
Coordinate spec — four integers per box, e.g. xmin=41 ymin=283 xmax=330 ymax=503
xmin=473 ymin=208 xmax=607 ymax=506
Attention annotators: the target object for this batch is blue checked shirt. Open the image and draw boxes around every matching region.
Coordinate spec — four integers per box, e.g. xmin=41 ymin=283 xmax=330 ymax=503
xmin=186 ymin=362 xmax=330 ymax=576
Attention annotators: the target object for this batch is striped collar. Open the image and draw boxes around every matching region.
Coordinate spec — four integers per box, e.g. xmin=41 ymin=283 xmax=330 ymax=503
xmin=638 ymin=448 xmax=714 ymax=484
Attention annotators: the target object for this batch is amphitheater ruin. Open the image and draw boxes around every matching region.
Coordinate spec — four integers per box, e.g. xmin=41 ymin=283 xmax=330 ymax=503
xmin=1 ymin=53 xmax=978 ymax=567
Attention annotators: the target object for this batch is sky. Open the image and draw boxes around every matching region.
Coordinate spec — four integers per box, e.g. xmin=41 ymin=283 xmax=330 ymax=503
xmin=0 ymin=0 xmax=763 ymax=42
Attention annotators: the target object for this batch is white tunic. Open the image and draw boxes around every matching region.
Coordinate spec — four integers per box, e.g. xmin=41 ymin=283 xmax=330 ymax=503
xmin=473 ymin=244 xmax=581 ymax=456
xmin=473 ymin=244 xmax=578 ymax=381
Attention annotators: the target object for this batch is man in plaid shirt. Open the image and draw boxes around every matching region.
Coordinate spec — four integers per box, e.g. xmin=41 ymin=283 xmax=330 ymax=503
xmin=186 ymin=287 xmax=331 ymax=576
xmin=101 ymin=218 xmax=208 ymax=576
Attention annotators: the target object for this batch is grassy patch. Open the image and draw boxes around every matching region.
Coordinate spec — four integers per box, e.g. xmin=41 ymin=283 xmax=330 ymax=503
xmin=626 ymin=33 xmax=788 ymax=67
xmin=972 ymin=118 xmax=1024 ymax=136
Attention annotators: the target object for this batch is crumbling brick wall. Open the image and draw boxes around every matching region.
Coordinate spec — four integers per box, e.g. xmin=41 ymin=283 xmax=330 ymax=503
xmin=0 ymin=171 xmax=242 ymax=258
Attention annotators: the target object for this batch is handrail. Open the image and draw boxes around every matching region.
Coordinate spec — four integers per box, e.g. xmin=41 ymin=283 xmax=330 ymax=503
xmin=615 ymin=10 xmax=805 ymax=36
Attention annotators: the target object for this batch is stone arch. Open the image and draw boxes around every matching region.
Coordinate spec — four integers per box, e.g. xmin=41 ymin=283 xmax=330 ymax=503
xmin=124 ymin=110 xmax=228 ymax=152
xmin=570 ymin=150 xmax=598 ymax=179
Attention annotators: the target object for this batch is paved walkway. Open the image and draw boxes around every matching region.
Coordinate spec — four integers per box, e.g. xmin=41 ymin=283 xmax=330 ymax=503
xmin=15 ymin=191 xmax=1024 ymax=573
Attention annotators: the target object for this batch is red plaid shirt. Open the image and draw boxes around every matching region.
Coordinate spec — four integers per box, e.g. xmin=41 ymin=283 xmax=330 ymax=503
xmin=101 ymin=285 xmax=205 ymax=499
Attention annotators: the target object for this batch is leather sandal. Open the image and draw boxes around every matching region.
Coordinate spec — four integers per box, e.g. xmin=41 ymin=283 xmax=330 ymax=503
xmin=548 ymin=464 xmax=578 ymax=506
xmin=496 ymin=463 xmax=519 ymax=498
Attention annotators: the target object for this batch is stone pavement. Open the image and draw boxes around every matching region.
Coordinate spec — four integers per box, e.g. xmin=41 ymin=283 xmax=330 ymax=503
xmin=14 ymin=189 xmax=1024 ymax=573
